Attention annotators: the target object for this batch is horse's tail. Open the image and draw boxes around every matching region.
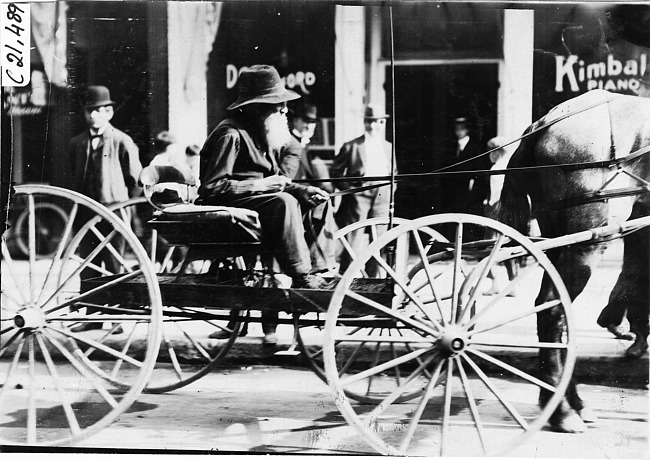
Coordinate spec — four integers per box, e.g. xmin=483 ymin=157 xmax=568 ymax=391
xmin=495 ymin=130 xmax=538 ymax=236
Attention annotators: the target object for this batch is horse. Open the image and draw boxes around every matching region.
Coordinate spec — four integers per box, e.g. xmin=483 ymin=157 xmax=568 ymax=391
xmin=496 ymin=89 xmax=650 ymax=433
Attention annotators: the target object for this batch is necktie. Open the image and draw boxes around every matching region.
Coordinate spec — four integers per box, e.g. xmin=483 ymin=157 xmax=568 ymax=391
xmin=90 ymin=132 xmax=102 ymax=150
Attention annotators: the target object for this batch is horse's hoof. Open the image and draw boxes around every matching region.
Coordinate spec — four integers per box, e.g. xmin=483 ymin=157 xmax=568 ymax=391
xmin=625 ymin=339 xmax=648 ymax=359
xmin=551 ymin=412 xmax=587 ymax=433
xmin=578 ymin=407 xmax=598 ymax=423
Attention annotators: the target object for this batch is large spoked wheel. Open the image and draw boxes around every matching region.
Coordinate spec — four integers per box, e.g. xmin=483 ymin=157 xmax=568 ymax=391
xmin=296 ymin=217 xmax=446 ymax=403
xmin=323 ymin=214 xmax=575 ymax=456
xmin=59 ymin=197 xmax=242 ymax=394
xmin=0 ymin=185 xmax=162 ymax=446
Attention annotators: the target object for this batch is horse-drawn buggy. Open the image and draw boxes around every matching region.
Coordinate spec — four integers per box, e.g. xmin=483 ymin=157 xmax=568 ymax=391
xmin=1 ymin=89 xmax=649 ymax=455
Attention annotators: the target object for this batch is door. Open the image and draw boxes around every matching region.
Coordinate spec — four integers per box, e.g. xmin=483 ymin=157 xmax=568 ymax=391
xmin=386 ymin=63 xmax=499 ymax=221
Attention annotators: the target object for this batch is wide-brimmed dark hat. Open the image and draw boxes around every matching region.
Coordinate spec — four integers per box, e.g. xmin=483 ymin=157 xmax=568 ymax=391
xmin=292 ymin=103 xmax=318 ymax=122
xmin=364 ymin=104 xmax=390 ymax=120
xmin=227 ymin=65 xmax=300 ymax=110
xmin=83 ymin=85 xmax=115 ymax=109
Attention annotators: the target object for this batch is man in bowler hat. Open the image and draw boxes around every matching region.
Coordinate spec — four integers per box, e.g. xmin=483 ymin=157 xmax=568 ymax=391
xmin=331 ymin=104 xmax=396 ymax=274
xmin=68 ymin=85 xmax=143 ymax=333
xmin=196 ymin=65 xmax=331 ymax=344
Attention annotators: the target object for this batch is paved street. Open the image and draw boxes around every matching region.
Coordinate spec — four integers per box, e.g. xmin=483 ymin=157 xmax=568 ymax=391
xmin=1 ymin=364 xmax=645 ymax=457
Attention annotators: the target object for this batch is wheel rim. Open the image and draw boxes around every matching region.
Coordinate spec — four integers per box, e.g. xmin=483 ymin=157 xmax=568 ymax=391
xmin=1 ymin=185 xmax=162 ymax=446
xmin=296 ymin=217 xmax=446 ymax=403
xmin=323 ymin=214 xmax=575 ymax=456
xmin=57 ymin=197 xmax=242 ymax=394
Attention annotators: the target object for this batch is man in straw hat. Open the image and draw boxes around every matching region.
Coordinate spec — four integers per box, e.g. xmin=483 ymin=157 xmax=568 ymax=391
xmin=196 ymin=65 xmax=331 ymax=323
xmin=68 ymin=85 xmax=142 ymax=333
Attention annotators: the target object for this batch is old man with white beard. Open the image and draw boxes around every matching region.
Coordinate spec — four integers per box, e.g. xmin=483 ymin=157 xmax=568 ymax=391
xmin=196 ymin=65 xmax=330 ymax=292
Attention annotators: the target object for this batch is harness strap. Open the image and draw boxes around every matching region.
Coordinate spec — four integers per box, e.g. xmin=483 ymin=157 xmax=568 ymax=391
xmin=534 ymin=186 xmax=650 ymax=213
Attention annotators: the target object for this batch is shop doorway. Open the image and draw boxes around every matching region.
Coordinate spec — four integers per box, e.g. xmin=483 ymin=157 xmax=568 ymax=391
xmin=386 ymin=63 xmax=499 ymax=220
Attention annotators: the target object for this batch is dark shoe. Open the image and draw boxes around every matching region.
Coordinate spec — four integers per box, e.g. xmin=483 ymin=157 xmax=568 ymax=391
xmin=110 ymin=324 xmax=124 ymax=335
xmin=625 ymin=337 xmax=648 ymax=358
xmin=606 ymin=324 xmax=635 ymax=341
xmin=262 ymin=332 xmax=278 ymax=346
xmin=291 ymin=273 xmax=330 ymax=290
xmin=209 ymin=329 xmax=234 ymax=340
xmin=70 ymin=322 xmax=103 ymax=333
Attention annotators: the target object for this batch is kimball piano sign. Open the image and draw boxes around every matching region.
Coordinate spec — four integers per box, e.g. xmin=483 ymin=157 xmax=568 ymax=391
xmin=555 ymin=53 xmax=647 ymax=93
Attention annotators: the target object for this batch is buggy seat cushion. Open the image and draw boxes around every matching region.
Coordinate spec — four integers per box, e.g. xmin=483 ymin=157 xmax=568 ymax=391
xmin=149 ymin=203 xmax=262 ymax=245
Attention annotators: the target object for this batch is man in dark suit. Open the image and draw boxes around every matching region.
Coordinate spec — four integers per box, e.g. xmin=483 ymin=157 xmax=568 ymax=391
xmin=68 ymin=85 xmax=143 ymax=333
xmin=446 ymin=116 xmax=489 ymax=216
xmin=331 ymin=104 xmax=396 ymax=273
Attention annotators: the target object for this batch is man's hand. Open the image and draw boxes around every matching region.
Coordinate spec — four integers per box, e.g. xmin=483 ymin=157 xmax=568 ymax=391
xmin=302 ymin=186 xmax=330 ymax=207
xmin=254 ymin=175 xmax=292 ymax=193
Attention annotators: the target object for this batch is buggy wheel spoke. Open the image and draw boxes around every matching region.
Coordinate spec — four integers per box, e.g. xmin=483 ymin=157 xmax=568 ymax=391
xmin=464 ymin=262 xmax=541 ymax=330
xmin=339 ymin=347 xmax=430 ymax=387
xmin=0 ymin=328 xmax=23 ymax=358
xmin=35 ymin=334 xmax=81 ymax=435
xmin=27 ymin=334 xmax=37 ymax=444
xmin=470 ymin=299 xmax=562 ymax=335
xmin=0 ymin=332 xmax=26 ymax=408
xmin=440 ymin=358 xmax=454 ymax=457
xmin=344 ymin=290 xmax=439 ymax=337
xmin=466 ymin=348 xmax=558 ymax=392
xmin=36 ymin=203 xmax=79 ymax=305
xmin=40 ymin=231 xmax=122 ymax=309
xmin=461 ymin=354 xmax=529 ymax=430
xmin=371 ymin=255 xmax=444 ymax=333
xmin=42 ymin=330 xmax=119 ymax=408
xmin=458 ymin=233 xmax=506 ymax=323
xmin=1 ymin=241 xmax=28 ymax=306
xmin=109 ymin=324 xmax=140 ymax=380
xmin=451 ymin=223 xmax=463 ymax=323
xmin=174 ymin=321 xmax=211 ymax=361
xmin=44 ymin=269 xmax=144 ymax=315
xmin=89 ymin=225 xmax=132 ymax=272
xmin=455 ymin=355 xmax=487 ymax=454
xmin=48 ymin=325 xmax=145 ymax=368
xmin=399 ymin=357 xmax=446 ymax=452
xmin=366 ymin=351 xmax=443 ymax=424
xmin=27 ymin=195 xmax=36 ymax=306
xmin=412 ymin=230 xmax=448 ymax=326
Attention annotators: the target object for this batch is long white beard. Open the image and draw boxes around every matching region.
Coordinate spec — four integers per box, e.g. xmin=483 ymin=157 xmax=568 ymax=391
xmin=264 ymin=113 xmax=291 ymax=153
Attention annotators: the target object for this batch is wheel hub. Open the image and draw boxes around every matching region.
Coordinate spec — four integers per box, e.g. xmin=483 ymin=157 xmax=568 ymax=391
xmin=439 ymin=325 xmax=468 ymax=355
xmin=14 ymin=307 xmax=46 ymax=330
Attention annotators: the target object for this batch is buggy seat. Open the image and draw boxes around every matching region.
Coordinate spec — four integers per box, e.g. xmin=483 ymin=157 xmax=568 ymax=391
xmin=141 ymin=164 xmax=264 ymax=258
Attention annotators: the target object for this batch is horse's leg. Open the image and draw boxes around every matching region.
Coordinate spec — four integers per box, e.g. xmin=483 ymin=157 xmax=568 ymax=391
xmin=537 ymin=244 xmax=605 ymax=432
xmin=621 ymin=207 xmax=650 ymax=358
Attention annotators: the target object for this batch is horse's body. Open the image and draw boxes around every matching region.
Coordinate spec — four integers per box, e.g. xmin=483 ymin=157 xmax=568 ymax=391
xmin=497 ymin=89 xmax=650 ymax=432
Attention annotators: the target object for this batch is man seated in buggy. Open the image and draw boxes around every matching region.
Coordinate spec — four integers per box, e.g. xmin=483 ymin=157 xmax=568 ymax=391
xmin=194 ymin=64 xmax=332 ymax=291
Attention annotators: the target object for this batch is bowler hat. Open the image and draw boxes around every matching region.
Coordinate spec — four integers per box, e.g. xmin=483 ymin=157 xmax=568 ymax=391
xmin=364 ymin=104 xmax=390 ymax=120
xmin=292 ymin=103 xmax=318 ymax=122
xmin=227 ymin=65 xmax=300 ymax=110
xmin=83 ymin=85 xmax=115 ymax=109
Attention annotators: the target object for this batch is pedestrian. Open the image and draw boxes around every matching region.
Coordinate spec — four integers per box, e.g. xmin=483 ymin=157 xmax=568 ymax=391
xmin=483 ymin=136 xmax=510 ymax=219
xmin=444 ymin=117 xmax=487 ymax=211
xmin=149 ymin=131 xmax=187 ymax=169
xmin=68 ymin=85 xmax=143 ymax=333
xmin=196 ymin=64 xmax=331 ymax=345
xmin=331 ymin=104 xmax=395 ymax=275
